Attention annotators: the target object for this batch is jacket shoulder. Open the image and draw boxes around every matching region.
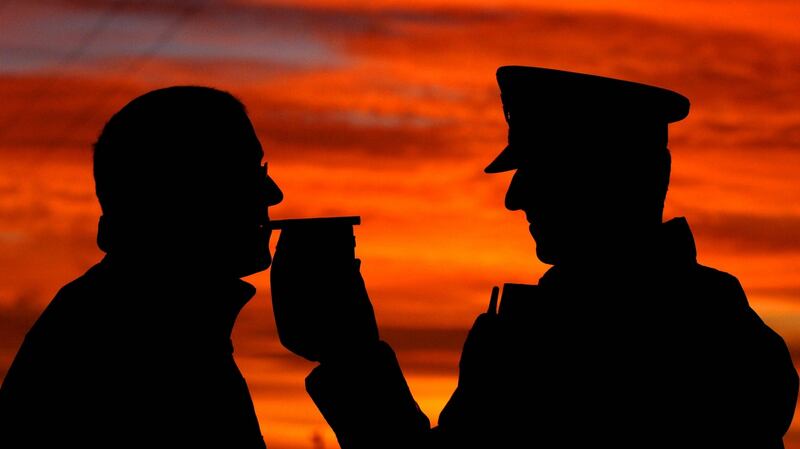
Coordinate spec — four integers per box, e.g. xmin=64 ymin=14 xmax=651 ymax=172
xmin=689 ymin=263 xmax=749 ymax=308
xmin=25 ymin=262 xmax=106 ymax=342
xmin=690 ymin=263 xmax=790 ymax=347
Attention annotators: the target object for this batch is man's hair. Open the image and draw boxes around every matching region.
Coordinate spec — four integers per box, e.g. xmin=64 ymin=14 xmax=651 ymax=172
xmin=93 ymin=86 xmax=247 ymax=215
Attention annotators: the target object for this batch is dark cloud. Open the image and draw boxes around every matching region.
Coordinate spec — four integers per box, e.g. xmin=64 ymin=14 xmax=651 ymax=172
xmin=251 ymin=107 xmax=463 ymax=164
xmin=233 ymin=325 xmax=466 ymax=377
xmin=671 ymin=117 xmax=800 ymax=152
xmin=4 ymin=1 xmax=799 ymax=158
xmin=690 ymin=211 xmax=800 ymax=253
xmin=749 ymin=287 xmax=800 ymax=301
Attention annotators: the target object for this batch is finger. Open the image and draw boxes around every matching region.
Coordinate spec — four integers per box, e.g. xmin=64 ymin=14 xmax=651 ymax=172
xmin=488 ymin=286 xmax=499 ymax=315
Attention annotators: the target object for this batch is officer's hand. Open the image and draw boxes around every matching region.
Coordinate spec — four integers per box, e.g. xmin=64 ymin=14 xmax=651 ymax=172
xmin=270 ymin=226 xmax=379 ymax=363
xmin=458 ymin=287 xmax=501 ymax=388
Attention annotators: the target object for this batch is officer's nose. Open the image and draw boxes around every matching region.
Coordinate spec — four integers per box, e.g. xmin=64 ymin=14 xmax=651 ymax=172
xmin=505 ymin=169 xmax=525 ymax=211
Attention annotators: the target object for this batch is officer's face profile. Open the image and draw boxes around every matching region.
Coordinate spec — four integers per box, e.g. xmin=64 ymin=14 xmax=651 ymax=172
xmin=493 ymin=66 xmax=681 ymax=266
xmin=504 ymin=156 xmax=589 ymax=266
xmin=502 ymin=131 xmax=617 ymax=266
xmin=503 ymin=131 xmax=670 ymax=266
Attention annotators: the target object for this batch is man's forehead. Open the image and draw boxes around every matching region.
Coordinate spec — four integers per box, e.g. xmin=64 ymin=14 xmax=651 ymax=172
xmin=237 ymin=113 xmax=265 ymax=162
xmin=217 ymin=113 xmax=264 ymax=163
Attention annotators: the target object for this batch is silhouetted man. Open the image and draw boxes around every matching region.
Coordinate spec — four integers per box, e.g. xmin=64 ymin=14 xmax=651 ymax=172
xmin=0 ymin=87 xmax=283 ymax=447
xmin=271 ymin=66 xmax=798 ymax=448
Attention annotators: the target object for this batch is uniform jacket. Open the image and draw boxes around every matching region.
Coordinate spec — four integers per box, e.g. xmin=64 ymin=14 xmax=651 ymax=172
xmin=305 ymin=218 xmax=798 ymax=448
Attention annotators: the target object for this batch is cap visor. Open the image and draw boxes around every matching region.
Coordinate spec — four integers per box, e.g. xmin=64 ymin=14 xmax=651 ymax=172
xmin=484 ymin=145 xmax=517 ymax=173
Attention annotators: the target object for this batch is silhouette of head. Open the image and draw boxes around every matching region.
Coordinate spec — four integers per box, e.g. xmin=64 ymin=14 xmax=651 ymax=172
xmin=93 ymin=86 xmax=283 ymax=278
xmin=487 ymin=66 xmax=689 ymax=266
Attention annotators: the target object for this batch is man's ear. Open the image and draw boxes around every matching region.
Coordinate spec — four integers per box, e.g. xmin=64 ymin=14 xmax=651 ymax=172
xmin=97 ymin=215 xmax=111 ymax=253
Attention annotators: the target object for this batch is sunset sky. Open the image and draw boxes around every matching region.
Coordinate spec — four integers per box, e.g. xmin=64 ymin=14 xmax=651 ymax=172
xmin=1 ymin=0 xmax=799 ymax=447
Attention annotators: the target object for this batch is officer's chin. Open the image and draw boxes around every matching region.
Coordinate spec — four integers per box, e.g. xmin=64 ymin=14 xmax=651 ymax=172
xmin=531 ymin=227 xmax=559 ymax=265
xmin=535 ymin=244 xmax=559 ymax=266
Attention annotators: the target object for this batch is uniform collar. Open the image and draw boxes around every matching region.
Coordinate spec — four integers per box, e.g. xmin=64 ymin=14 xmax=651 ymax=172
xmin=539 ymin=216 xmax=698 ymax=287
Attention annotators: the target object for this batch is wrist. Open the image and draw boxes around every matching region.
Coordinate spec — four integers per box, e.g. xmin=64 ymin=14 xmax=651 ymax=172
xmin=318 ymin=338 xmax=386 ymax=366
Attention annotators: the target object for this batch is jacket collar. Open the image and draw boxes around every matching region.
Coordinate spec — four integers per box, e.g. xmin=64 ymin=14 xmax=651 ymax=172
xmin=93 ymin=255 xmax=257 ymax=340
xmin=539 ymin=216 xmax=698 ymax=287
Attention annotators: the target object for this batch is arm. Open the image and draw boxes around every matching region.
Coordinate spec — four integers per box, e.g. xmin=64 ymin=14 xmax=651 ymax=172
xmin=270 ymin=228 xmax=506 ymax=449
xmin=269 ymin=227 xmax=431 ymax=448
xmin=702 ymin=271 xmax=799 ymax=446
xmin=305 ymin=341 xmax=432 ymax=449
xmin=304 ymin=301 xmax=504 ymax=449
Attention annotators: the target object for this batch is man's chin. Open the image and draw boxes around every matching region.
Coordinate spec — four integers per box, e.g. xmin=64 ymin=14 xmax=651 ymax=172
xmin=235 ymin=253 xmax=271 ymax=278
xmin=257 ymin=253 xmax=272 ymax=272
xmin=236 ymin=230 xmax=272 ymax=277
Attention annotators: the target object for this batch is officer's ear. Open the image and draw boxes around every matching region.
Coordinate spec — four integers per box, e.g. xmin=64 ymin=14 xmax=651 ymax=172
xmin=97 ymin=215 xmax=112 ymax=253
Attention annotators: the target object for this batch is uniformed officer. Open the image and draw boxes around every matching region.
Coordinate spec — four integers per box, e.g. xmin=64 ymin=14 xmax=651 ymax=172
xmin=270 ymin=66 xmax=799 ymax=448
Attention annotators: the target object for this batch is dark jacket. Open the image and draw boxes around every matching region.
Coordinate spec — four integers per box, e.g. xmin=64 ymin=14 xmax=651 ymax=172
xmin=305 ymin=218 xmax=798 ymax=448
xmin=0 ymin=257 xmax=266 ymax=448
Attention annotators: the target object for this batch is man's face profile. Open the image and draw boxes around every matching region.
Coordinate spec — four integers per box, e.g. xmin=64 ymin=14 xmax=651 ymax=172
xmin=192 ymin=112 xmax=283 ymax=277
xmin=93 ymin=86 xmax=283 ymax=278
